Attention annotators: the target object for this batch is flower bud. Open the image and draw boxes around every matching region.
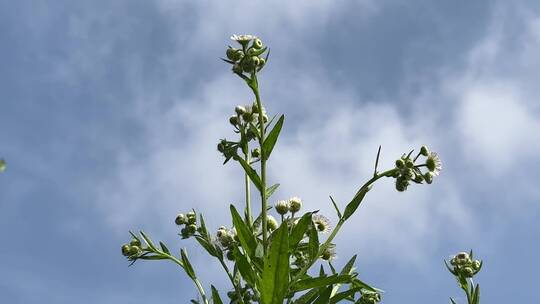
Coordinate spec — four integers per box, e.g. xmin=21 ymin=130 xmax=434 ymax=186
xmin=229 ymin=115 xmax=239 ymax=126
xmin=235 ymin=105 xmax=246 ymax=115
xmin=253 ymin=38 xmax=263 ymax=49
xmin=226 ymin=47 xmax=237 ymax=61
xmin=395 ymin=159 xmax=405 ymax=168
xmin=454 ymin=252 xmax=470 ymax=265
xmin=226 ymin=249 xmax=235 ymax=261
xmin=130 ymin=238 xmax=141 ymax=247
xmin=258 ymin=58 xmax=266 ymax=67
xmin=175 ymin=213 xmax=187 ymax=225
xmin=472 ymin=260 xmax=481 ymax=270
xmin=186 ymin=211 xmax=196 ymax=224
xmin=275 ymin=200 xmax=290 ymax=215
xmin=424 ymin=172 xmax=434 ymax=184
xmin=413 ymin=173 xmax=424 ymax=183
xmin=405 ymin=159 xmax=414 ymax=168
xmin=250 ymin=56 xmax=260 ymax=67
xmin=463 ymin=266 xmax=474 ymax=277
xmin=267 ymin=215 xmax=278 ymax=230
xmin=404 ymin=168 xmax=414 ymax=180
xmin=187 ymin=224 xmax=197 ymax=234
xmin=232 ymin=63 xmax=243 ymax=74
xmin=420 ymin=145 xmax=429 ymax=156
xmin=289 ymin=197 xmax=302 ymax=213
xmin=128 ymin=245 xmax=141 ymax=256
xmin=121 ymin=244 xmax=131 ymax=256
xmin=251 ymin=148 xmax=261 ymax=158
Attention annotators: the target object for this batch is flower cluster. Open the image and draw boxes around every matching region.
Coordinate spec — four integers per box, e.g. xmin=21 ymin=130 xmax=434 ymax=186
xmin=274 ymin=196 xmax=303 ymax=215
xmin=357 ymin=290 xmax=382 ymax=304
xmin=216 ymin=226 xmax=239 ymax=261
xmin=447 ymin=251 xmax=482 ymax=278
xmin=393 ymin=145 xmax=442 ymax=192
xmin=225 ymin=35 xmax=268 ymax=75
xmin=176 ymin=211 xmax=199 ymax=239
xmin=120 ymin=237 xmax=143 ymax=260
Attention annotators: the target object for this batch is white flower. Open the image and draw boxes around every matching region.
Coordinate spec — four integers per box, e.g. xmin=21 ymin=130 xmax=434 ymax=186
xmin=230 ymin=34 xmax=258 ymax=43
xmin=426 ymin=152 xmax=442 ymax=176
xmin=312 ymin=214 xmax=331 ymax=233
xmin=321 ymin=244 xmax=337 ymax=261
xmin=288 ymin=196 xmax=302 ymax=213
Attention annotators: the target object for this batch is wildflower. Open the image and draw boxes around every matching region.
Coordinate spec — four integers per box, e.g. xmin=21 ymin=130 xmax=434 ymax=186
xmin=312 ymin=214 xmax=331 ymax=233
xmin=321 ymin=244 xmax=336 ymax=261
xmin=230 ymin=34 xmax=258 ymax=44
xmin=358 ymin=290 xmax=381 ymax=304
xmin=275 ymin=200 xmax=290 ymax=215
xmin=426 ymin=152 xmax=442 ymax=175
xmin=267 ymin=215 xmax=278 ymax=230
xmin=289 ymin=197 xmax=302 ymax=213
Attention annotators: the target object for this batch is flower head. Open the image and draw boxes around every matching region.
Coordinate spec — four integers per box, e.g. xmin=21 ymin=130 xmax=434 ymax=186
xmin=426 ymin=152 xmax=442 ymax=175
xmin=275 ymin=200 xmax=290 ymax=215
xmin=288 ymin=197 xmax=302 ymax=213
xmin=312 ymin=214 xmax=331 ymax=233
xmin=321 ymin=244 xmax=336 ymax=261
xmin=230 ymin=34 xmax=258 ymax=44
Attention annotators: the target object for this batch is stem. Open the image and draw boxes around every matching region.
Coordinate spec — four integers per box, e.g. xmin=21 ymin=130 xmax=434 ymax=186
xmin=169 ymin=255 xmax=209 ymax=304
xmin=251 ymin=75 xmax=268 ymax=254
xmin=218 ymin=258 xmax=246 ymax=304
xmin=244 ymin=147 xmax=253 ymax=226
xmin=291 ymin=168 xmax=399 ymax=283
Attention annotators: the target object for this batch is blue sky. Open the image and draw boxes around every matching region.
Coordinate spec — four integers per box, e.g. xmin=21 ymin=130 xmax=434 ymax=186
xmin=1 ymin=1 xmax=540 ymax=303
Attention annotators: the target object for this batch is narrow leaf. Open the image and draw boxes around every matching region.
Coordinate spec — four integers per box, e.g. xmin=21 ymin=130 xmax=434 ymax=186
xmin=472 ymin=284 xmax=480 ymax=304
xmin=330 ymin=287 xmax=362 ymax=304
xmin=307 ymin=223 xmax=319 ymax=260
xmin=262 ymin=115 xmax=284 ymax=160
xmin=329 ymin=196 xmax=342 ymax=219
xmin=159 ymin=242 xmax=170 ymax=254
xmin=211 ymin=285 xmax=224 ymax=304
xmin=195 ymin=236 xmax=217 ymax=258
xmin=352 ymin=278 xmax=376 ymax=292
xmin=230 ymin=205 xmax=257 ymax=258
xmin=313 ymin=286 xmax=333 ymax=304
xmin=342 ymin=186 xmax=371 ymax=221
xmin=292 ymin=275 xmax=352 ymax=292
xmin=294 ymin=288 xmax=320 ymax=304
xmin=236 ymin=156 xmax=263 ymax=192
xmin=138 ymin=255 xmax=169 ymax=260
xmin=235 ymin=248 xmax=258 ymax=287
xmin=450 ymin=298 xmax=458 ymax=304
xmin=181 ymin=248 xmax=196 ymax=280
xmin=139 ymin=231 xmax=156 ymax=250
xmin=259 ymin=223 xmax=290 ymax=304
xmin=266 ymin=183 xmax=280 ymax=198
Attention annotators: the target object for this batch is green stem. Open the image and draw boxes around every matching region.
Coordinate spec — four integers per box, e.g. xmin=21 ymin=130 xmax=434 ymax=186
xmin=291 ymin=168 xmax=398 ymax=283
xmin=250 ymin=75 xmax=268 ymax=254
xmin=218 ymin=258 xmax=246 ymax=304
xmin=244 ymin=147 xmax=253 ymax=227
xmin=168 ymin=255 xmax=210 ymax=304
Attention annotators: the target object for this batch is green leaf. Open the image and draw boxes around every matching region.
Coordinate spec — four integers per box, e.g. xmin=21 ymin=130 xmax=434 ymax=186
xmin=262 ymin=114 xmax=284 ymax=160
xmin=159 ymin=242 xmax=170 ymax=254
xmin=340 ymin=255 xmax=357 ymax=275
xmin=236 ymin=156 xmax=263 ymax=192
xmin=259 ymin=223 xmax=290 ymax=304
xmin=313 ymin=286 xmax=333 ymax=304
xmin=307 ymin=223 xmax=319 ymax=260
xmin=199 ymin=213 xmax=209 ymax=238
xmin=329 ymin=196 xmax=342 ymax=219
xmin=266 ymin=183 xmax=280 ymax=198
xmin=139 ymin=231 xmax=157 ymax=250
xmin=230 ymin=205 xmax=257 ymax=258
xmin=352 ymin=278 xmax=376 ymax=292
xmin=138 ymin=255 xmax=169 ymax=260
xmin=180 ymin=248 xmax=196 ymax=280
xmin=194 ymin=236 xmax=218 ymax=258
xmin=449 ymin=297 xmax=458 ymax=304
xmin=294 ymin=288 xmax=320 ymax=304
xmin=289 ymin=212 xmax=312 ymax=252
xmin=292 ymin=275 xmax=352 ymax=292
xmin=330 ymin=287 xmax=362 ymax=304
xmin=342 ymin=186 xmax=371 ymax=221
xmin=472 ymin=284 xmax=480 ymax=304
xmin=235 ymin=248 xmax=258 ymax=287
xmin=211 ymin=285 xmax=224 ymax=304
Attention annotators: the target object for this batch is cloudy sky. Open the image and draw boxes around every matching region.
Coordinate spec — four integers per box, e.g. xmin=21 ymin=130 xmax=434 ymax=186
xmin=1 ymin=1 xmax=540 ymax=303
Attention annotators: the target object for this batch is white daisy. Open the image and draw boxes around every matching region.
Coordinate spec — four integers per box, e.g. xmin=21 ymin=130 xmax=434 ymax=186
xmin=230 ymin=34 xmax=258 ymax=43
xmin=426 ymin=152 xmax=442 ymax=176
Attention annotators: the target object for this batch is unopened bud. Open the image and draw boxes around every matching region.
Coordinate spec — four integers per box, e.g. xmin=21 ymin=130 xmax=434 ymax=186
xmin=395 ymin=159 xmax=405 ymax=168
xmin=130 ymin=238 xmax=141 ymax=247
xmin=289 ymin=197 xmax=302 ymax=213
xmin=175 ymin=213 xmax=187 ymax=225
xmin=232 ymin=63 xmax=243 ymax=74
xmin=472 ymin=260 xmax=481 ymax=270
xmin=251 ymin=148 xmax=261 ymax=158
xmin=121 ymin=244 xmax=131 ymax=256
xmin=229 ymin=115 xmax=239 ymax=126
xmin=275 ymin=200 xmax=290 ymax=215
xmin=424 ymin=172 xmax=434 ymax=184
xmin=235 ymin=105 xmax=246 ymax=115
xmin=226 ymin=249 xmax=235 ymax=261
xmin=253 ymin=38 xmax=263 ymax=49
xmin=420 ymin=145 xmax=429 ymax=156
xmin=226 ymin=47 xmax=237 ymax=61
xmin=186 ymin=211 xmax=196 ymax=224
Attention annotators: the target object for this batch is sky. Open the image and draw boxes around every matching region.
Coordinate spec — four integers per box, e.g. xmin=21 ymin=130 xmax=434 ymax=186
xmin=1 ymin=0 xmax=540 ymax=303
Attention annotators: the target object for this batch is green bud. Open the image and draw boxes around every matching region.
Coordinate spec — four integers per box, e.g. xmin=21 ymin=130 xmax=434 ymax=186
xmin=413 ymin=173 xmax=424 ymax=183
xmin=235 ymin=105 xmax=246 ymax=115
xmin=289 ymin=197 xmax=302 ymax=213
xmin=121 ymin=244 xmax=131 ymax=256
xmin=253 ymin=38 xmax=263 ymax=49
xmin=420 ymin=145 xmax=429 ymax=156
xmin=472 ymin=260 xmax=481 ymax=270
xmin=226 ymin=47 xmax=237 ymax=61
xmin=229 ymin=115 xmax=239 ymax=126
xmin=258 ymin=57 xmax=266 ymax=67
xmin=251 ymin=147 xmax=261 ymax=158
xmin=275 ymin=200 xmax=290 ymax=215
xmin=226 ymin=249 xmax=235 ymax=261
xmin=463 ymin=266 xmax=474 ymax=277
xmin=404 ymin=168 xmax=414 ymax=180
xmin=267 ymin=215 xmax=278 ymax=230
xmin=186 ymin=211 xmax=196 ymax=224
xmin=187 ymin=224 xmax=197 ymax=234
xmin=128 ymin=245 xmax=141 ymax=256
xmin=175 ymin=213 xmax=186 ymax=225
xmin=424 ymin=172 xmax=434 ymax=184
xmin=129 ymin=238 xmax=141 ymax=247
xmin=232 ymin=63 xmax=243 ymax=74
xmin=405 ymin=159 xmax=414 ymax=168
xmin=395 ymin=159 xmax=405 ymax=168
